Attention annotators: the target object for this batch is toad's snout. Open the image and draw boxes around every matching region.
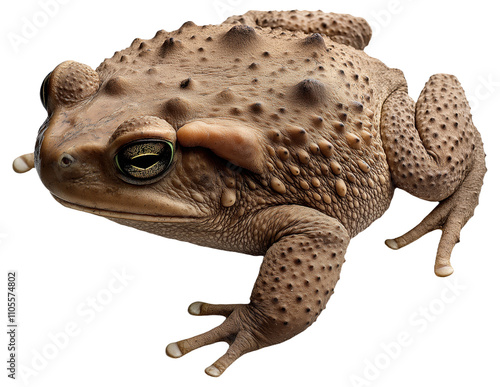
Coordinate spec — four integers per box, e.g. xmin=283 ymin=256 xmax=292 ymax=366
xmin=40 ymin=149 xmax=85 ymax=183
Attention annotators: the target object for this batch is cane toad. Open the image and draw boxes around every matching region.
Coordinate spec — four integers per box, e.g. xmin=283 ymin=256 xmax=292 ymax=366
xmin=13 ymin=10 xmax=486 ymax=377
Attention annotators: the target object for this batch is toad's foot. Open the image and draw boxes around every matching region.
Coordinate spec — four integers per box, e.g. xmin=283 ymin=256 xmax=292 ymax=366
xmin=385 ymin=136 xmax=486 ymax=276
xmin=167 ymin=302 xmax=282 ymax=377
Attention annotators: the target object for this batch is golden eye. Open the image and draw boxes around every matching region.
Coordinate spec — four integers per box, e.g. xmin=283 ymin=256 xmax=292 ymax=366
xmin=115 ymin=139 xmax=174 ymax=184
xmin=40 ymin=72 xmax=52 ymax=112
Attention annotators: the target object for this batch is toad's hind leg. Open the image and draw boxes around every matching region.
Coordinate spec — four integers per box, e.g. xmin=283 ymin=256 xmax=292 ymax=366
xmin=224 ymin=10 xmax=372 ymax=50
xmin=381 ymin=74 xmax=487 ymax=276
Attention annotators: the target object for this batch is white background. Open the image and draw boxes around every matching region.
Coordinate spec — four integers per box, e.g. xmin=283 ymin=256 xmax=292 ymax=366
xmin=1 ymin=0 xmax=499 ymax=386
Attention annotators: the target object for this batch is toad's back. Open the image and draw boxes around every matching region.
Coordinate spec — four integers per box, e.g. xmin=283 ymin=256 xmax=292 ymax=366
xmin=94 ymin=16 xmax=405 ymax=236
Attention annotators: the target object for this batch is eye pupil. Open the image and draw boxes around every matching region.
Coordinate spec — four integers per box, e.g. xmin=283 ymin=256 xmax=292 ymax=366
xmin=115 ymin=139 xmax=173 ymax=184
xmin=130 ymin=154 xmax=160 ymax=170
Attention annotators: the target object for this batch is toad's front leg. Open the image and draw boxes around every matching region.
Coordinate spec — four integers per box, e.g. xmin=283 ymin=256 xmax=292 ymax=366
xmin=166 ymin=206 xmax=350 ymax=377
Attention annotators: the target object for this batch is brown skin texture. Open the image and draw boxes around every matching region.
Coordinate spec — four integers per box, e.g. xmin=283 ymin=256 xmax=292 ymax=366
xmin=17 ymin=10 xmax=486 ymax=377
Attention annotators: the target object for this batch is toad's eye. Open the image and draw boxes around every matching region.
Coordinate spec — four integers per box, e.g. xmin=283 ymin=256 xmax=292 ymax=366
xmin=114 ymin=139 xmax=174 ymax=184
xmin=40 ymin=72 xmax=52 ymax=112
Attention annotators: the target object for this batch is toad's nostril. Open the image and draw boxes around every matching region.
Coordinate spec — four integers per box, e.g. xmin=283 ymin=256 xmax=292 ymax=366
xmin=59 ymin=153 xmax=75 ymax=168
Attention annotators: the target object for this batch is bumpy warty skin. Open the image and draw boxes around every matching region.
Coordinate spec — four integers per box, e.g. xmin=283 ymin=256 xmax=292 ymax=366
xmin=25 ymin=10 xmax=486 ymax=377
xmin=93 ymin=13 xmax=400 ymax=240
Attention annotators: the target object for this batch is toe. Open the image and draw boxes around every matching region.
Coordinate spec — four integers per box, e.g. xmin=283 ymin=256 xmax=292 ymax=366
xmin=205 ymin=331 xmax=258 ymax=377
xmin=435 ymin=265 xmax=454 ymax=277
xmin=205 ymin=365 xmax=222 ymax=377
xmin=188 ymin=302 xmax=203 ymax=315
xmin=168 ymin=322 xmax=237 ymax=357
xmin=385 ymin=239 xmax=399 ymax=250
xmin=12 ymin=153 xmax=35 ymax=173
xmin=189 ymin=302 xmax=240 ymax=317
xmin=166 ymin=342 xmax=183 ymax=358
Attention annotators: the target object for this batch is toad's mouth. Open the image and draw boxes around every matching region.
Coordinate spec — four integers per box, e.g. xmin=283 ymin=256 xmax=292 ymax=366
xmin=53 ymin=195 xmax=200 ymax=223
